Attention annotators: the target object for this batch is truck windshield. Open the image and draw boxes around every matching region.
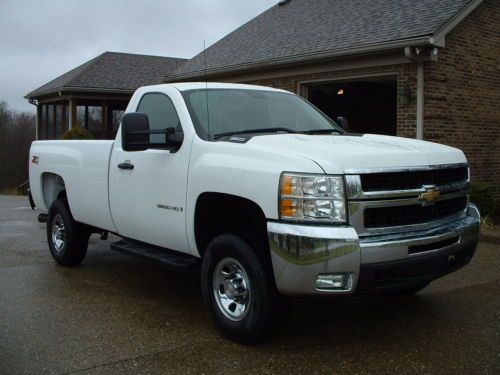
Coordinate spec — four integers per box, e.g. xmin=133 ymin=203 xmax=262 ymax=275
xmin=181 ymin=88 xmax=343 ymax=140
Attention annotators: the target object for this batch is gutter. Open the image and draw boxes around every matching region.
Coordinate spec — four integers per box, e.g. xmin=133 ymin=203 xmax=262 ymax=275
xmin=164 ymin=35 xmax=436 ymax=82
xmin=24 ymin=87 xmax=135 ymax=101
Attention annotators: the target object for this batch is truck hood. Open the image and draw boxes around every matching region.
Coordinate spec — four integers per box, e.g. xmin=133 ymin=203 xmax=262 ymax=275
xmin=247 ymin=133 xmax=466 ymax=174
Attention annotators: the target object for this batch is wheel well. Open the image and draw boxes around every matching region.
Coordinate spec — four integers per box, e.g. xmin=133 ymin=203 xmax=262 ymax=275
xmin=194 ymin=193 xmax=269 ymax=258
xmin=41 ymin=172 xmax=66 ymax=209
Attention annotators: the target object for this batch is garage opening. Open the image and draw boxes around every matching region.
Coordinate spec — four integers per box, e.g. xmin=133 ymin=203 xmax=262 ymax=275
xmin=305 ymin=76 xmax=397 ymax=135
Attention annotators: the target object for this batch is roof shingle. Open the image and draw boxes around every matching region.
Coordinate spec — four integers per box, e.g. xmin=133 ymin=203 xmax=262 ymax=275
xmin=169 ymin=0 xmax=473 ymax=80
xmin=26 ymin=52 xmax=186 ymax=99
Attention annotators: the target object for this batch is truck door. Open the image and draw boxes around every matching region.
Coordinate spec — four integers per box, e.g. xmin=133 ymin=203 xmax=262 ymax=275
xmin=109 ymin=90 xmax=191 ymax=253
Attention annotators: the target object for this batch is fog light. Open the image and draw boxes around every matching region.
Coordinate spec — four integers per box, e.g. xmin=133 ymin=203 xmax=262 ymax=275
xmin=316 ymin=274 xmax=348 ymax=290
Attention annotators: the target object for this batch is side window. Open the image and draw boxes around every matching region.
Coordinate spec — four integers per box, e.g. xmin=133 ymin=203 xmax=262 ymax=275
xmin=136 ymin=93 xmax=181 ymax=143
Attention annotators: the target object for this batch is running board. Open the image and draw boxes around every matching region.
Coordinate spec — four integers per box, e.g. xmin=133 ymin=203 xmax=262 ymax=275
xmin=110 ymin=239 xmax=200 ymax=271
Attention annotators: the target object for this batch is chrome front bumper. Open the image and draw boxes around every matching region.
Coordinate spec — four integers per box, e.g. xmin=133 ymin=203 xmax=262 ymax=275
xmin=267 ymin=204 xmax=480 ymax=295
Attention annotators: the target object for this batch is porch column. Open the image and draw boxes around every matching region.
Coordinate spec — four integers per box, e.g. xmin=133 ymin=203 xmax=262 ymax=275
xmin=69 ymin=99 xmax=76 ymax=129
xmin=101 ymin=100 xmax=108 ymax=139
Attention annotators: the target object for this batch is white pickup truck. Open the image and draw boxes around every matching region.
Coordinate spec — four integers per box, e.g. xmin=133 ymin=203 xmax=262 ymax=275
xmin=29 ymin=83 xmax=480 ymax=342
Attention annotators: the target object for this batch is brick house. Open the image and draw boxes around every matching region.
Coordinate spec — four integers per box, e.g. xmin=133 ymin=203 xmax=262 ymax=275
xmin=26 ymin=0 xmax=499 ymax=193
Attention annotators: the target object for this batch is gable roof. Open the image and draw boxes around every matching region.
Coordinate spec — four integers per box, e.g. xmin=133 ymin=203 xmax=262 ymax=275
xmin=167 ymin=0 xmax=482 ymax=81
xmin=26 ymin=52 xmax=186 ymax=99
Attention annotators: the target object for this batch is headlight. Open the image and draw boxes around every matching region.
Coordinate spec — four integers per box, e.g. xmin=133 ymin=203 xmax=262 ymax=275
xmin=279 ymin=173 xmax=346 ymax=223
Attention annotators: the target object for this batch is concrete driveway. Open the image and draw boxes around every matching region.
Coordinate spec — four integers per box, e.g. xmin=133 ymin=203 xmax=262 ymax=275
xmin=0 ymin=195 xmax=499 ymax=375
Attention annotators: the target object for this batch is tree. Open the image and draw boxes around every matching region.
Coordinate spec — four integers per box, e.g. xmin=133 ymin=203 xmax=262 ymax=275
xmin=0 ymin=101 xmax=36 ymax=193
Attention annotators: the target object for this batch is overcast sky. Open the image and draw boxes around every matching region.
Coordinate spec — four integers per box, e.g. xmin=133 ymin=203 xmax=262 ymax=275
xmin=0 ymin=0 xmax=277 ymax=112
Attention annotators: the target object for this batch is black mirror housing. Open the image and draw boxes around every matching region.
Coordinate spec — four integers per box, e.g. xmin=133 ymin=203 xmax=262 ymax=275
xmin=166 ymin=131 xmax=184 ymax=146
xmin=121 ymin=113 xmax=150 ymax=152
xmin=121 ymin=112 xmax=183 ymax=152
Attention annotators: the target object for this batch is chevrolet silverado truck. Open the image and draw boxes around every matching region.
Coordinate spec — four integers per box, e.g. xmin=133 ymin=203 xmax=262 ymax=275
xmin=29 ymin=83 xmax=480 ymax=342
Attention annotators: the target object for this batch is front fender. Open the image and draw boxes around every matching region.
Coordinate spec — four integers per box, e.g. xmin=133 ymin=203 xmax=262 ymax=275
xmin=185 ymin=137 xmax=323 ymax=254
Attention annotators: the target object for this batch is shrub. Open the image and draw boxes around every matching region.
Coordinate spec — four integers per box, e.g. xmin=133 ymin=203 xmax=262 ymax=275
xmin=469 ymin=182 xmax=496 ymax=218
xmin=61 ymin=127 xmax=93 ymax=140
xmin=17 ymin=181 xmax=29 ymax=196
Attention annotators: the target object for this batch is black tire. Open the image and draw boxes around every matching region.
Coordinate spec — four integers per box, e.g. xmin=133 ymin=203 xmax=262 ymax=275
xmin=201 ymin=233 xmax=281 ymax=343
xmin=47 ymin=199 xmax=90 ymax=266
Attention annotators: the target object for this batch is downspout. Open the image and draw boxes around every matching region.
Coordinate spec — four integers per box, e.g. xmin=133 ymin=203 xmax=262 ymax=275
xmin=405 ymin=47 xmax=429 ymax=140
xmin=416 ymin=63 xmax=424 ymax=140
xmin=28 ymin=98 xmax=39 ymax=140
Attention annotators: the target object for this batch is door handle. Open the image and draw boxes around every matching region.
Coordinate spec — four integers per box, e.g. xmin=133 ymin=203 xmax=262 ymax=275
xmin=118 ymin=162 xmax=134 ymax=170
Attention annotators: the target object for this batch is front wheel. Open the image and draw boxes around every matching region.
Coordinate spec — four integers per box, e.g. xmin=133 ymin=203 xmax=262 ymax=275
xmin=47 ymin=199 xmax=90 ymax=266
xmin=201 ymin=234 xmax=281 ymax=343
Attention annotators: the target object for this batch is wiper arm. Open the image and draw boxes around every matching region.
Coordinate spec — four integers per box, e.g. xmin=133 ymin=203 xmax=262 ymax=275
xmin=213 ymin=127 xmax=299 ymax=139
xmin=300 ymin=128 xmax=343 ymax=135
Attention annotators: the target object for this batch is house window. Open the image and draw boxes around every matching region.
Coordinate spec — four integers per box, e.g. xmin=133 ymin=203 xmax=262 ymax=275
xmin=87 ymin=106 xmax=102 ymax=139
xmin=64 ymin=103 xmax=69 ymax=133
xmin=112 ymin=110 xmax=124 ymax=135
xmin=76 ymin=106 xmax=86 ymax=128
xmin=39 ymin=104 xmax=47 ymax=140
xmin=47 ymin=105 xmax=55 ymax=139
xmin=55 ymin=104 xmax=63 ymax=139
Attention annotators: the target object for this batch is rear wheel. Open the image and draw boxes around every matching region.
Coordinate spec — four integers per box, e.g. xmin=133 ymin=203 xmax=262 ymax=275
xmin=201 ymin=233 xmax=281 ymax=343
xmin=47 ymin=199 xmax=90 ymax=266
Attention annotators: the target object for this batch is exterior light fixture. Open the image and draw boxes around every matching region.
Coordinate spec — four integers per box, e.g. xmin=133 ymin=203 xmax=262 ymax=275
xmin=337 ymin=89 xmax=344 ymax=96
xmin=398 ymin=81 xmax=413 ymax=105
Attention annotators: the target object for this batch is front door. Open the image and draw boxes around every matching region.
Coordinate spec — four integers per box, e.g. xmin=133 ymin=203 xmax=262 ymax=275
xmin=109 ymin=91 xmax=190 ymax=253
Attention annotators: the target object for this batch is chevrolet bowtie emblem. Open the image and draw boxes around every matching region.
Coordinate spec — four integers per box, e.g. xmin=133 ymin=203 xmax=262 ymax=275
xmin=419 ymin=187 xmax=440 ymax=203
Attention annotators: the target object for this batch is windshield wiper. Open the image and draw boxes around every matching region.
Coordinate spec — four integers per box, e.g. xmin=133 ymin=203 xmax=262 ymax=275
xmin=300 ymin=128 xmax=343 ymax=135
xmin=213 ymin=127 xmax=299 ymax=140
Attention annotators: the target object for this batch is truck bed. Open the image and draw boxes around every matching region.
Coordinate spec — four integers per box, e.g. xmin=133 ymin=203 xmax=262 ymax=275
xmin=29 ymin=140 xmax=116 ymax=232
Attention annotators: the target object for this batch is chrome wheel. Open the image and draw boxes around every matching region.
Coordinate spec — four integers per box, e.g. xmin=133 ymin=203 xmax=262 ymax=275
xmin=213 ymin=257 xmax=251 ymax=321
xmin=51 ymin=214 xmax=66 ymax=252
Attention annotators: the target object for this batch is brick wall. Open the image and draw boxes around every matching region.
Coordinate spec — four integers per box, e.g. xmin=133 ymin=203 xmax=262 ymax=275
xmin=424 ymin=0 xmax=499 ymax=194
xmin=244 ymin=63 xmax=419 ymax=138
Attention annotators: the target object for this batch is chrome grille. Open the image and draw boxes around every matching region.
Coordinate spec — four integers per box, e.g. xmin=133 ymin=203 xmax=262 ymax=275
xmin=360 ymin=166 xmax=468 ymax=192
xmin=364 ymin=196 xmax=468 ymax=228
xmin=346 ymin=164 xmax=469 ymax=236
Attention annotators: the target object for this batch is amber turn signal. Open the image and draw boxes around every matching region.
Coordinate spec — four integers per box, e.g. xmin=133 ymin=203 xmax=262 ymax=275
xmin=280 ymin=175 xmax=294 ymax=196
xmin=280 ymin=198 xmax=297 ymax=217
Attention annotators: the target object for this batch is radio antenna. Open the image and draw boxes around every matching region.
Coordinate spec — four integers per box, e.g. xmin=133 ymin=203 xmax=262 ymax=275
xmin=203 ymin=40 xmax=211 ymax=140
